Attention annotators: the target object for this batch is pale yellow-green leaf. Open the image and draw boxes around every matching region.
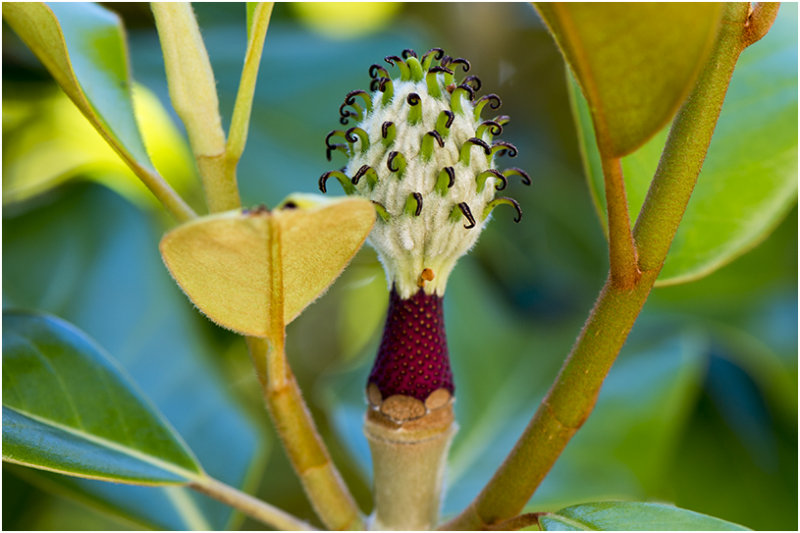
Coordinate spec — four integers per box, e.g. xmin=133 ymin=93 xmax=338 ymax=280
xmin=3 ymin=2 xmax=152 ymax=166
xmin=535 ymin=3 xmax=723 ymax=157
xmin=159 ymin=196 xmax=376 ymax=337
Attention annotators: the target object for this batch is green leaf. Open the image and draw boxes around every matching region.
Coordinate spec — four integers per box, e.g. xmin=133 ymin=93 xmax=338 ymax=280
xmin=536 ymin=3 xmax=722 ymax=157
xmin=2 ymin=2 xmax=153 ymax=173
xmin=573 ymin=3 xmax=798 ymax=285
xmin=539 ymin=501 xmax=749 ymax=531
xmin=3 ymin=184 xmax=266 ymax=530
xmin=3 ymin=312 xmax=202 ymax=485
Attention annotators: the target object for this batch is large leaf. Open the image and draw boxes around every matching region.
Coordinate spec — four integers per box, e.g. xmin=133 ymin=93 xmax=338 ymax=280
xmin=539 ymin=501 xmax=748 ymax=531
xmin=536 ymin=3 xmax=722 ymax=157
xmin=2 ymin=184 xmax=266 ymax=530
xmin=2 ymin=84 xmax=197 ymax=209
xmin=573 ymin=3 xmax=798 ymax=285
xmin=2 ymin=3 xmax=153 ymax=173
xmin=3 ymin=312 xmax=202 ymax=485
xmin=159 ymin=194 xmax=375 ymax=337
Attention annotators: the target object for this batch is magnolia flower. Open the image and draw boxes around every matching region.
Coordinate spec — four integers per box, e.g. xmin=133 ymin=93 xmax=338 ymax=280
xmin=320 ymin=48 xmax=529 ymax=421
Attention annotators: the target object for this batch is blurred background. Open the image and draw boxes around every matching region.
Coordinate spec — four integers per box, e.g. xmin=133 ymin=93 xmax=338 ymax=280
xmin=3 ymin=3 xmax=797 ymax=530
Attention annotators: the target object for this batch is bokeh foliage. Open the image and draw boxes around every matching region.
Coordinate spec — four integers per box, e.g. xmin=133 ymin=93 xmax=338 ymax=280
xmin=2 ymin=3 xmax=797 ymax=530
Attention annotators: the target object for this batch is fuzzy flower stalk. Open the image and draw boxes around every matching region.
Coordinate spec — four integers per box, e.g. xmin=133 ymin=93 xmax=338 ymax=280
xmin=320 ymin=48 xmax=529 ymax=530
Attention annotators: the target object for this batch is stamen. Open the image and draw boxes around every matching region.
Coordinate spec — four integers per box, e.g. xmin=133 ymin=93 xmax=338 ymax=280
xmin=445 ymin=57 xmax=471 ymax=73
xmin=384 ymin=55 xmax=410 ymax=80
xmin=476 ymin=169 xmax=508 ymax=192
xmin=325 ymin=130 xmax=349 ymax=160
xmin=503 ymin=167 xmax=532 ymax=186
xmin=381 ymin=121 xmax=396 ymax=147
xmin=346 ymin=127 xmax=370 ymax=153
xmin=426 ymin=66 xmax=452 ymax=98
xmin=421 ymin=130 xmax=445 ymax=161
xmin=377 ymin=77 xmax=394 ymax=106
xmin=435 ymin=167 xmax=455 ymax=196
xmin=476 ymin=120 xmax=503 ymax=140
xmin=406 ymin=56 xmax=424 ymax=82
xmin=473 ymin=94 xmax=502 ymax=120
xmin=493 ymin=114 xmax=511 ymax=126
xmin=369 ymin=64 xmax=390 ymax=79
xmin=490 ymin=141 xmax=518 ymax=158
xmin=421 ymin=47 xmax=445 ymax=70
xmin=449 ymin=202 xmax=476 ymax=229
xmin=435 ymin=110 xmax=455 ymax=138
xmin=319 ymin=170 xmax=356 ymax=195
xmin=407 ymin=93 xmax=422 ymax=124
xmin=339 ymin=101 xmax=361 ymax=124
xmin=387 ymin=151 xmax=407 ymax=177
xmin=483 ymin=197 xmax=522 ymax=222
xmin=344 ymin=89 xmax=373 ymax=114
xmin=459 ymin=137 xmax=491 ymax=166
xmin=462 ymin=75 xmax=482 ymax=92
xmin=451 ymin=85 xmax=473 ymax=116
xmin=352 ymin=164 xmax=379 ymax=188
xmin=372 ymin=201 xmax=391 ymax=222
xmin=404 ymin=192 xmax=423 ymax=216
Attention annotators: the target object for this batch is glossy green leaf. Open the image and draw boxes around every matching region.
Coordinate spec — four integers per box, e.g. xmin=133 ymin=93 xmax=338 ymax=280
xmin=536 ymin=3 xmax=722 ymax=157
xmin=2 ymin=2 xmax=154 ymax=172
xmin=573 ymin=3 xmax=798 ymax=285
xmin=539 ymin=501 xmax=748 ymax=531
xmin=3 ymin=312 xmax=202 ymax=485
xmin=160 ymin=194 xmax=375 ymax=337
xmin=3 ymin=184 xmax=266 ymax=530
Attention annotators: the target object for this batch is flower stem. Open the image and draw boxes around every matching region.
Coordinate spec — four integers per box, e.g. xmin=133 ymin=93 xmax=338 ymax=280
xmin=190 ymin=475 xmax=315 ymax=530
xmin=601 ymin=154 xmax=639 ymax=288
xmin=441 ymin=2 xmax=763 ymax=529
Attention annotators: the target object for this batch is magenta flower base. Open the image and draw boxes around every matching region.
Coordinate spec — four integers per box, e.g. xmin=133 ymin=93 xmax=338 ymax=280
xmin=368 ymin=287 xmax=454 ymax=401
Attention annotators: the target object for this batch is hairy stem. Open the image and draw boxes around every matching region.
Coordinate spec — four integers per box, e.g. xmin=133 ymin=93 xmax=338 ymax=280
xmin=601 ymin=154 xmax=639 ymax=288
xmin=441 ymin=2 xmax=762 ymax=529
xmin=190 ymin=475 xmax=315 ymax=530
xmin=247 ymin=338 xmax=365 ymax=531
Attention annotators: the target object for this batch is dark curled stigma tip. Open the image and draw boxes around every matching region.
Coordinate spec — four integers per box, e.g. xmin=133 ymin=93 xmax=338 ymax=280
xmin=423 ymin=47 xmax=445 ymax=62
xmin=480 ymin=120 xmax=503 ymax=136
xmin=493 ymin=141 xmax=518 ymax=157
xmin=442 ymin=110 xmax=454 ymax=128
xmin=458 ymin=202 xmax=476 ymax=229
xmin=478 ymin=93 xmax=502 ymax=109
xmin=457 ymin=83 xmax=476 ymax=101
xmin=344 ymin=89 xmax=369 ymax=106
xmin=352 ymin=164 xmax=370 ymax=184
xmin=463 ymin=75 xmax=482 ymax=92
xmin=385 ymin=55 xmax=403 ymax=66
xmin=407 ymin=93 xmax=421 ymax=105
xmin=382 ymin=121 xmax=394 ymax=138
xmin=377 ymin=77 xmax=391 ymax=92
xmin=443 ymin=166 xmax=455 ymax=187
xmin=282 ymin=201 xmax=298 ymax=209
xmin=427 ymin=130 xmax=445 ymax=147
xmin=482 ymin=169 xmax=508 ymax=190
xmin=467 ymin=137 xmax=492 ymax=155
xmin=448 ymin=57 xmax=471 ymax=72
xmin=369 ymin=64 xmax=389 ymax=79
xmin=508 ymin=167 xmax=531 ymax=185
xmin=387 ymin=151 xmax=402 ymax=172
xmin=402 ymin=48 xmax=418 ymax=59
xmin=428 ymin=65 xmax=453 ymax=76
xmin=412 ymin=192 xmax=423 ymax=216
xmin=318 ymin=172 xmax=330 ymax=193
xmin=370 ymin=78 xmax=381 ymax=91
